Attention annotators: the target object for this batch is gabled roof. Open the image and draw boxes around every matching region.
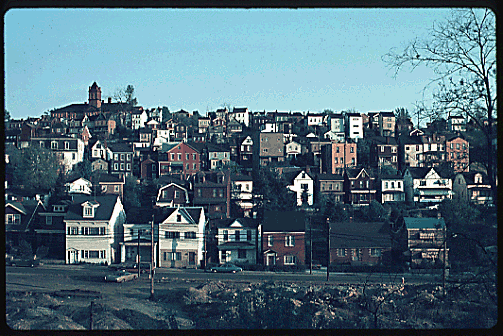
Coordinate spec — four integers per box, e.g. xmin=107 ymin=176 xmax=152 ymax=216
xmin=405 ymin=167 xmax=431 ymax=179
xmin=6 ymin=200 xmax=46 ymax=232
xmin=403 ymin=217 xmax=445 ymax=230
xmin=214 ymin=217 xmax=258 ymax=229
xmin=329 ymin=222 xmax=391 ymax=248
xmin=345 ymin=167 xmax=375 ymax=179
xmin=91 ymin=172 xmax=124 ymax=184
xmin=262 ymin=211 xmax=305 ymax=232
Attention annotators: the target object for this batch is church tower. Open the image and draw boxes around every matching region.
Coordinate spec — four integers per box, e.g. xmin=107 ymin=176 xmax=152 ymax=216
xmin=88 ymin=82 xmax=102 ymax=108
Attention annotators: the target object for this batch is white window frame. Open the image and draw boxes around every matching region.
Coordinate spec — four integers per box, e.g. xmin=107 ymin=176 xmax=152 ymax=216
xmin=284 ymin=255 xmax=296 ymax=265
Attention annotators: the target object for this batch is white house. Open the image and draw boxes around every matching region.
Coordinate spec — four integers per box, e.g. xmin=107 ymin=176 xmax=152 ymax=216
xmin=306 ymin=113 xmax=324 ymax=127
xmin=64 ymin=195 xmax=126 ymax=265
xmin=231 ymin=175 xmax=254 ymax=217
xmin=131 ymin=109 xmax=148 ymax=130
xmin=215 ymin=218 xmax=258 ymax=264
xmin=379 ymin=175 xmax=405 ymax=203
xmin=65 ymin=177 xmax=92 ymax=195
xmin=345 ymin=113 xmax=363 ymax=140
xmin=157 ymin=207 xmax=206 ymax=269
xmin=229 ymin=107 xmax=250 ymax=127
xmin=287 ymin=170 xmax=314 ymax=206
xmin=285 ymin=141 xmax=302 ymax=159
xmin=403 ymin=167 xmax=453 ymax=204
xmin=90 ymin=140 xmax=108 ymax=160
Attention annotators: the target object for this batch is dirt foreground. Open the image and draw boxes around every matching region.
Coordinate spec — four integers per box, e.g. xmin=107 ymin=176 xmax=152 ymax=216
xmin=6 ymin=280 xmax=497 ymax=330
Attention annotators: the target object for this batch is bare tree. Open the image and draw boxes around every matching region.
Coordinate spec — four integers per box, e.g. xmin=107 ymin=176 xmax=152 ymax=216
xmin=383 ymin=8 xmax=496 ymax=203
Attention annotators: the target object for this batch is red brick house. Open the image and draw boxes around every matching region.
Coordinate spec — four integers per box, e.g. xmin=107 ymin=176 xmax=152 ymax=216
xmin=190 ymin=171 xmax=231 ymax=219
xmin=158 ymin=142 xmax=200 ymax=178
xmin=329 ymin=221 xmax=392 ymax=266
xmin=446 ymin=135 xmax=469 ymax=172
xmin=260 ymin=211 xmax=306 ymax=267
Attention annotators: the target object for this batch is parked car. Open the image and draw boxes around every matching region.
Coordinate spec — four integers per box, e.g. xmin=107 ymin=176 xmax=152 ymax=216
xmin=104 ymin=271 xmax=138 ymax=283
xmin=8 ymin=258 xmax=40 ymax=267
xmin=209 ymin=263 xmax=243 ymax=273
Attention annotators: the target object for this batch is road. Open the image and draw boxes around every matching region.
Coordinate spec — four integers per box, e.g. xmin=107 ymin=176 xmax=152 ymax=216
xmin=6 ymin=264 xmax=440 ymax=296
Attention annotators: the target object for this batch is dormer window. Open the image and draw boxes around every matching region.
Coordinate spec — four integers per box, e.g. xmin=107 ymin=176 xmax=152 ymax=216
xmin=82 ymin=201 xmax=100 ymax=218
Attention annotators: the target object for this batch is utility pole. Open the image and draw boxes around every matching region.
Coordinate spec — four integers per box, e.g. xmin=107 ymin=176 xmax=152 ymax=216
xmin=442 ymin=224 xmax=447 ymax=297
xmin=137 ymin=229 xmax=141 ymax=278
xmin=89 ymin=301 xmax=93 ymax=330
xmin=310 ymin=225 xmax=313 ymax=275
xmin=326 ymin=217 xmax=330 ymax=281
xmin=150 ymin=214 xmax=155 ymax=299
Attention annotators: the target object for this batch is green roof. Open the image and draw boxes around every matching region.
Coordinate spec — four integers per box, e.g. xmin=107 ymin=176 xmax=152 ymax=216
xmin=404 ymin=217 xmax=445 ymax=229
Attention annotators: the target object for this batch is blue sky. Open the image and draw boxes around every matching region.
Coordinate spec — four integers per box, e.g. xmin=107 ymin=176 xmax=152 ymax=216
xmin=5 ymin=8 xmax=456 ymax=119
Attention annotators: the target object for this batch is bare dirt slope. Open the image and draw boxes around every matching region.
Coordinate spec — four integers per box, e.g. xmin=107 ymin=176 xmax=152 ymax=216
xmin=6 ymin=280 xmax=497 ymax=330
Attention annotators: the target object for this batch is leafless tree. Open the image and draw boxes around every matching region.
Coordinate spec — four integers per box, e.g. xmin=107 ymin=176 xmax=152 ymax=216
xmin=383 ymin=8 xmax=497 ymax=203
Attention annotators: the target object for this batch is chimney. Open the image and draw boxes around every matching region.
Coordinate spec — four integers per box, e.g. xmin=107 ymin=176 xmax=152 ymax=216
xmin=108 ymin=97 xmax=112 ymax=103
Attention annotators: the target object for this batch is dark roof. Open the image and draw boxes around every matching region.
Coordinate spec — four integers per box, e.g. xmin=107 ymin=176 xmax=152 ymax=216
xmin=107 ymin=142 xmax=133 ymax=153
xmin=91 ymin=172 xmax=123 ymax=183
xmin=232 ymin=107 xmax=248 ymax=113
xmin=371 ymin=136 xmax=397 ymax=146
xmin=398 ymin=135 xmax=422 ymax=145
xmin=262 ymin=211 xmax=305 ymax=232
xmin=378 ymin=111 xmax=395 ymax=117
xmin=317 ymin=173 xmax=345 ymax=181
xmin=231 ymin=174 xmax=253 ymax=181
xmin=64 ymin=195 xmax=120 ymax=221
xmin=380 ymin=174 xmax=403 ymax=180
xmin=404 ymin=167 xmax=429 ymax=179
xmin=329 ymin=222 xmax=391 ymax=248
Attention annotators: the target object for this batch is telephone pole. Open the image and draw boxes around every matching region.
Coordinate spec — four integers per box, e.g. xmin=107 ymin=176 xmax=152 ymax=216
xmin=326 ymin=217 xmax=330 ymax=281
xmin=137 ymin=229 xmax=141 ymax=278
xmin=150 ymin=214 xmax=155 ymax=299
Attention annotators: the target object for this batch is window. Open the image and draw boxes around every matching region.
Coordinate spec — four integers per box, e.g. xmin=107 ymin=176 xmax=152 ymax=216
xmin=186 ymin=154 xmax=189 ymax=160
xmin=450 ymin=152 xmax=454 ymax=158
xmin=177 ymin=153 xmax=181 ymax=160
xmin=235 ymin=231 xmax=240 ymax=241
xmin=84 ymin=206 xmax=93 ymax=217
xmin=416 ymin=145 xmax=420 ymax=151
xmin=336 ymin=146 xmax=340 ymax=153
xmin=6 ymin=214 xmax=21 ymax=225
xmin=419 ymin=232 xmax=435 ymax=239
xmin=126 ymin=163 xmax=131 ymax=171
xmin=223 ymin=230 xmax=228 ymax=241
xmin=350 ymin=147 xmax=354 ymax=153
xmin=397 ymin=181 xmax=401 ymax=188
xmin=127 ymin=154 xmax=131 ymax=161
xmin=100 ymin=250 xmax=106 ymax=259
xmin=120 ymin=163 xmax=124 ymax=171
xmin=170 ymin=153 xmax=175 ymax=160
xmin=385 ymin=182 xmax=388 ymax=189
xmin=166 ymin=252 xmax=181 ymax=261
xmin=419 ymin=180 xmax=426 ymax=186
xmin=238 ymin=249 xmax=247 ymax=259
xmin=351 ymin=158 xmax=355 ymax=165
xmin=391 ymin=182 xmax=395 ymax=188
xmin=89 ymin=251 xmax=99 ymax=258
xmin=380 ymin=146 xmax=384 ymax=152
xmin=186 ymin=163 xmax=190 ymax=170
xmin=285 ymin=235 xmax=295 ymax=247
xmin=165 ymin=231 xmax=180 ymax=239
xmin=267 ymin=235 xmax=273 ymax=246
xmin=337 ymin=248 xmax=347 ymax=257
xmin=65 ymin=141 xmax=70 ymax=150
xmin=456 ymin=143 xmax=460 ymax=149
xmin=213 ymin=189 xmax=217 ymax=197
xmin=99 ymin=227 xmax=106 ymax=235
xmin=193 ymin=163 xmax=197 ymax=170
xmin=51 ymin=141 xmax=58 ymax=149
xmin=114 ymin=154 xmax=119 ymax=161
xmin=185 ymin=231 xmax=196 ymax=239
xmin=284 ymin=255 xmax=296 ymax=265
xmin=114 ymin=185 xmax=119 ymax=192
xmin=176 ymin=214 xmax=182 ymax=222
xmin=247 ymin=230 xmax=252 ymax=241
xmin=370 ymin=248 xmax=381 ymax=257
xmin=114 ymin=163 xmax=118 ymax=171
xmin=193 ymin=154 xmax=197 ymax=160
